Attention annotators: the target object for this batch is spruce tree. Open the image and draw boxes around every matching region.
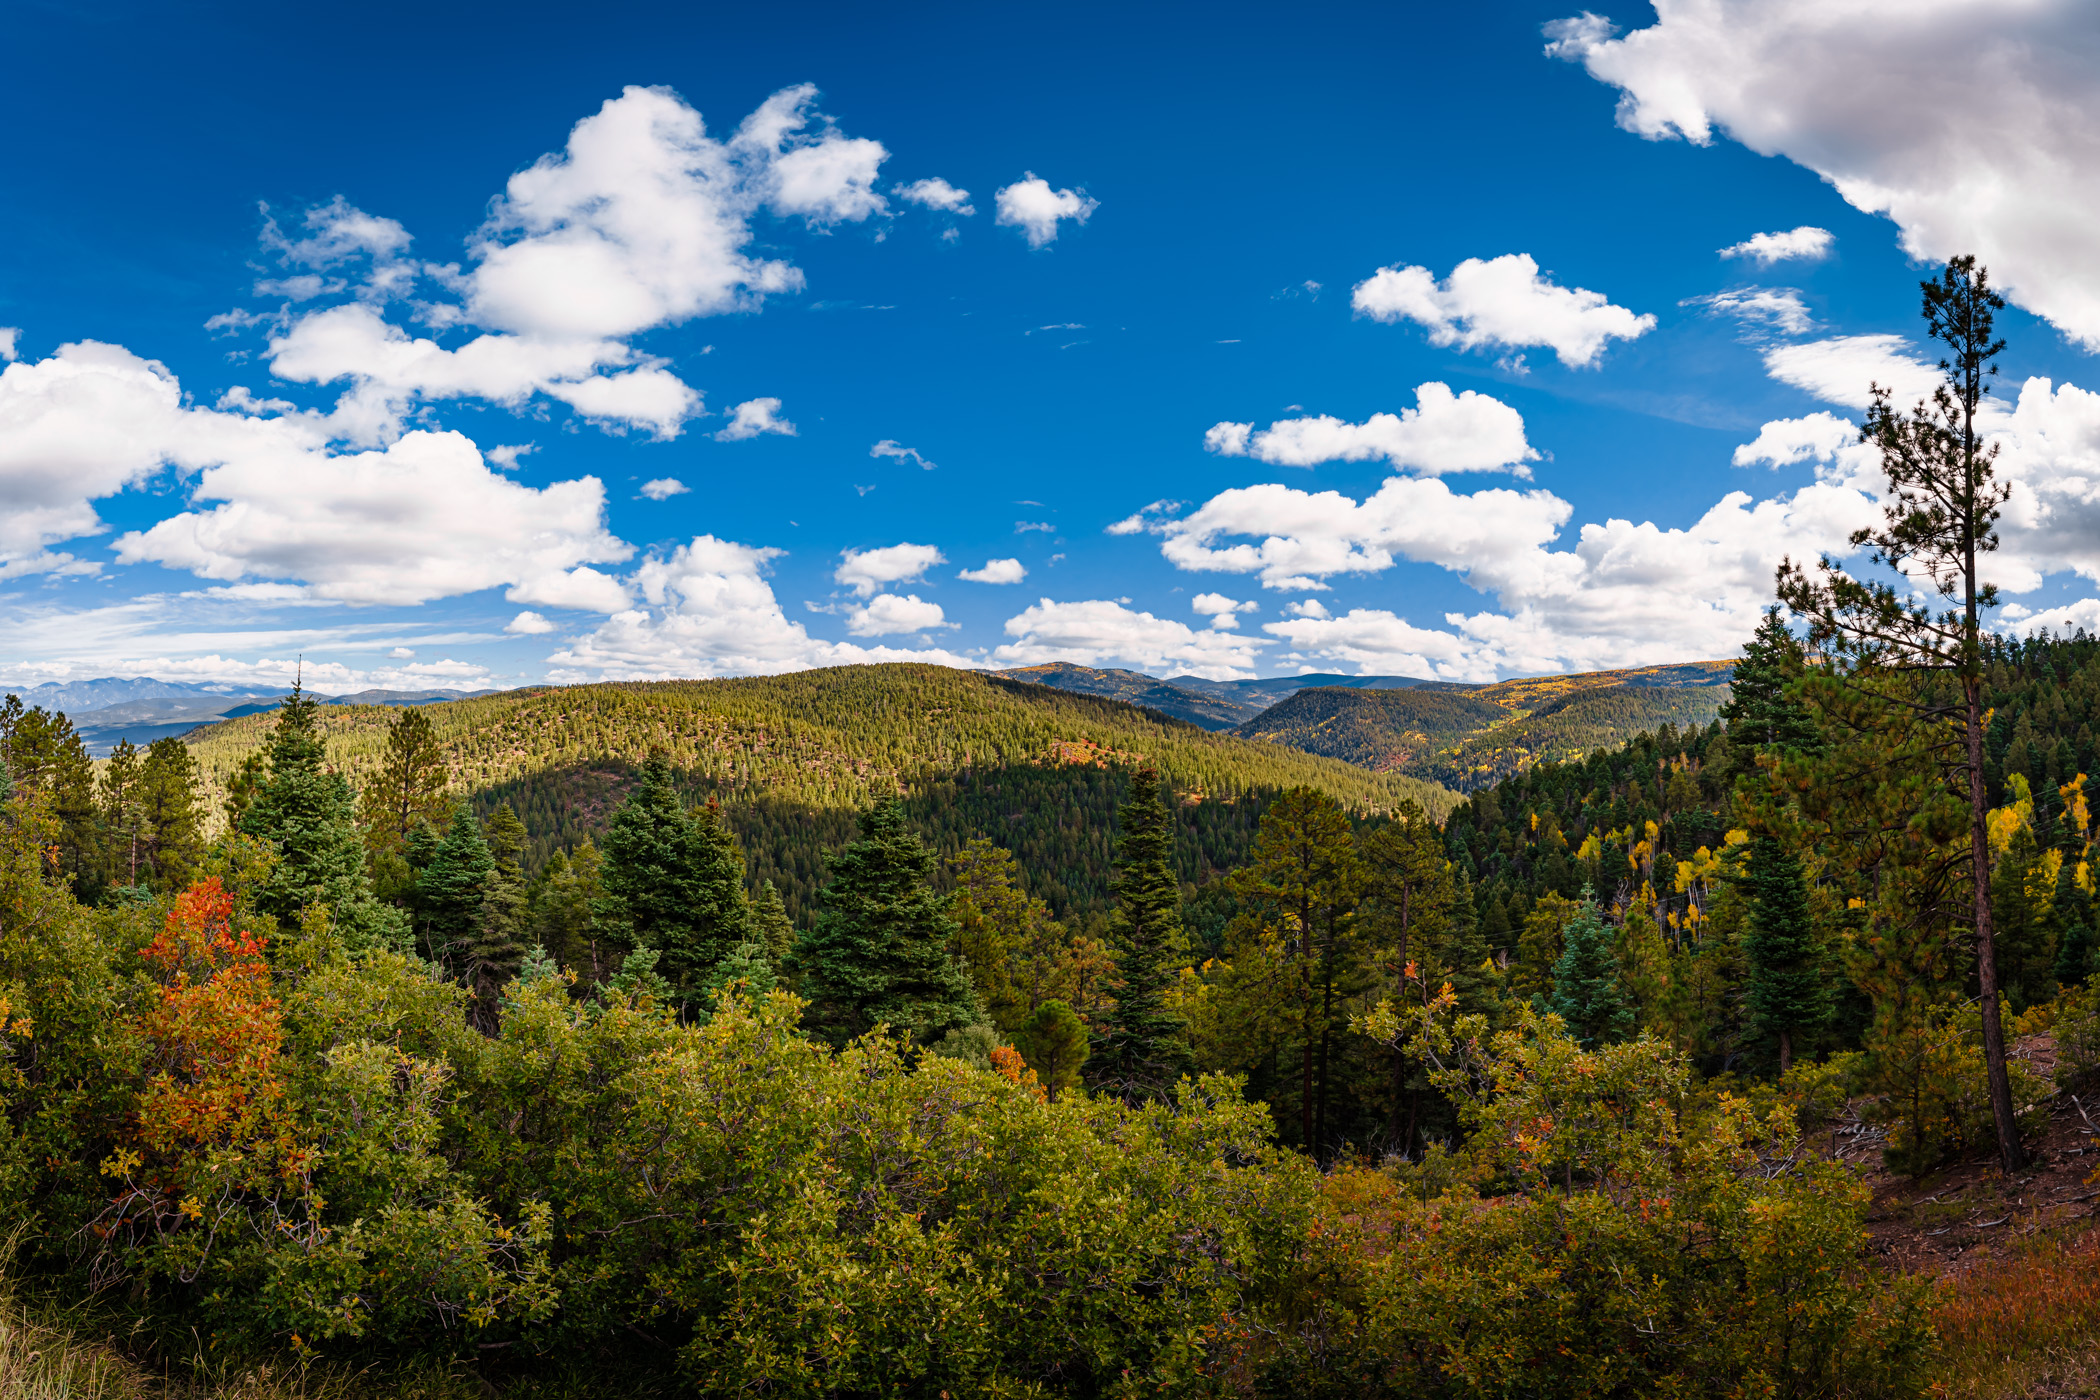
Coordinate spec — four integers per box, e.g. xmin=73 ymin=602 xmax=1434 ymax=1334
xmin=789 ymin=798 xmax=982 ymax=1047
xmin=600 ymin=944 xmax=676 ymax=1009
xmin=600 ymin=758 xmax=751 ymax=1002
xmin=701 ymin=940 xmax=778 ymax=1011
xmin=466 ymin=804 xmax=530 ymax=1028
xmin=2053 ymin=860 xmax=2097 ymax=989
xmin=241 ymin=683 xmax=406 ymax=954
xmin=1741 ymin=834 xmax=1828 ymax=1071
xmin=750 ymin=880 xmax=795 ymax=966
xmin=1089 ymin=767 xmax=1194 ymax=1099
xmin=1546 ymin=892 xmax=1634 ymax=1048
xmin=1720 ymin=609 xmax=1820 ymax=776
xmin=418 ymin=807 xmax=494 ymax=968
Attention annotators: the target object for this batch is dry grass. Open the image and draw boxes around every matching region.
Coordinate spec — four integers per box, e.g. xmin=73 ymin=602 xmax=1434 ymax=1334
xmin=1932 ymin=1223 xmax=2100 ymax=1398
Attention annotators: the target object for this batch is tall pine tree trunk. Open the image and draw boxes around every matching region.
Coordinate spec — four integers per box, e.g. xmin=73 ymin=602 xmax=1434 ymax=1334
xmin=1969 ymin=670 xmax=2025 ymax=1170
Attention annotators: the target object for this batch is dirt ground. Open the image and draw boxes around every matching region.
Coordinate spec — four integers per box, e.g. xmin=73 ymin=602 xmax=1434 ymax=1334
xmin=1837 ymin=1034 xmax=2100 ymax=1279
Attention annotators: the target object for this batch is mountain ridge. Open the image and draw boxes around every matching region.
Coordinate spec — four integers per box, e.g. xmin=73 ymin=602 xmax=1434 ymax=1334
xmin=1235 ymin=661 xmax=1736 ymax=790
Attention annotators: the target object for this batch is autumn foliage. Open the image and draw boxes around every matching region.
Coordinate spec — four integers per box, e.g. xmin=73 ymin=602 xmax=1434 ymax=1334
xmin=132 ymin=879 xmax=284 ymax=1159
xmin=97 ymin=878 xmax=310 ymax=1283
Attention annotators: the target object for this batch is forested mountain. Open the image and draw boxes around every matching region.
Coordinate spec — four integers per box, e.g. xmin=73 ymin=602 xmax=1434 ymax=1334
xmin=999 ymin=660 xmax=1477 ymax=728
xmin=1237 ymin=660 xmax=1734 ymax=789
xmin=1164 ymin=668 xmax=1478 ymax=711
xmin=179 ymin=664 xmax=1457 ymax=926
xmin=1442 ymin=629 xmax=2100 ymax=1075
xmin=58 ymin=685 xmax=507 ymax=757
xmin=991 ymin=661 xmax=1263 ymax=728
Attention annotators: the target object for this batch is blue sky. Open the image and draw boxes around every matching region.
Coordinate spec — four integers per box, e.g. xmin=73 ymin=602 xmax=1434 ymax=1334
xmin=4 ymin=0 xmax=2098 ymax=692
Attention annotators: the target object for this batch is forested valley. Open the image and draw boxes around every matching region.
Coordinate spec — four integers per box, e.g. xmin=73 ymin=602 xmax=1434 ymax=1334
xmin=4 ymin=259 xmax=2100 ymax=1398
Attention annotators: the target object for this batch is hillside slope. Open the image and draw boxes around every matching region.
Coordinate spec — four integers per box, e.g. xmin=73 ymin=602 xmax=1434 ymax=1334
xmin=1237 ymin=661 xmax=1733 ymax=791
xmin=184 ymin=664 xmax=1458 ymax=923
xmin=992 ymin=662 xmax=1258 ymax=729
xmin=998 ymin=662 xmax=1479 ymax=728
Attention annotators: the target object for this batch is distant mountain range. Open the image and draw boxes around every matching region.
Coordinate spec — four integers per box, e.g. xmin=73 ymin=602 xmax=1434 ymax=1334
xmin=16 ymin=661 xmax=1732 ymax=779
xmin=992 ymin=662 xmax=1470 ymax=730
xmin=997 ymin=661 xmax=1735 ymax=791
xmin=1 ymin=678 xmax=509 ymax=757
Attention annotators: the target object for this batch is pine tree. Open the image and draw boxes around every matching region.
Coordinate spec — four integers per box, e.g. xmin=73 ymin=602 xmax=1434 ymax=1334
xmin=139 ymin=738 xmax=204 ymax=889
xmin=1015 ymin=999 xmax=1090 ymax=1100
xmin=947 ymin=839 xmax=1030 ymax=1026
xmin=1224 ymin=786 xmax=1363 ymax=1152
xmin=600 ymin=758 xmax=751 ymax=1003
xmin=788 ymin=798 xmax=982 ymax=1047
xmin=360 ymin=706 xmax=450 ymax=905
xmin=99 ymin=740 xmax=152 ymax=891
xmin=1359 ymin=802 xmax=1452 ymax=969
xmin=223 ymin=752 xmax=268 ymax=831
xmin=535 ymin=839 xmax=616 ymax=985
xmin=1547 ymin=891 xmax=1634 ymax=1048
xmin=358 ymin=706 xmax=450 ymax=856
xmin=241 ymin=683 xmax=406 ymax=954
xmin=1778 ymin=255 xmax=2029 ymax=1171
xmin=8 ymin=706 xmax=100 ymax=896
xmin=418 ymin=807 xmax=494 ymax=968
xmin=1089 ymin=768 xmax=1194 ymax=1100
xmin=1741 ymin=834 xmax=1828 ymax=1071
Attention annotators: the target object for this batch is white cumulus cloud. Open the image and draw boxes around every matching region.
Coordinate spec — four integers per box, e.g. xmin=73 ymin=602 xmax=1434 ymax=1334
xmin=835 ymin=542 xmax=944 ymax=596
xmin=993 ymin=598 xmax=1267 ymax=680
xmin=114 ymin=427 xmax=633 ymax=608
xmin=1733 ymin=412 xmax=1858 ymax=468
xmin=1351 ymin=253 xmax=1655 ymax=368
xmin=994 ymin=174 xmax=1098 ymax=249
xmin=639 ymin=478 xmax=689 ymax=500
xmin=896 ymin=177 xmax=975 ymax=215
xmin=1128 ymin=463 xmax=1882 ymax=678
xmin=1547 ymin=2 xmax=2100 ymax=348
xmin=546 ymin=535 xmax=973 ymax=679
xmin=1191 ymin=593 xmax=1258 ymax=629
xmin=507 ymin=610 xmax=559 ymax=635
xmin=1719 ymin=226 xmax=1834 ymax=266
xmin=714 ymin=396 xmax=796 ymax=441
xmin=223 ymin=85 xmax=895 ymax=445
xmin=845 ymin=593 xmax=950 ymax=636
xmin=958 ymin=557 xmax=1026 ymax=584
xmin=1202 ymin=381 xmax=1538 ymax=475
